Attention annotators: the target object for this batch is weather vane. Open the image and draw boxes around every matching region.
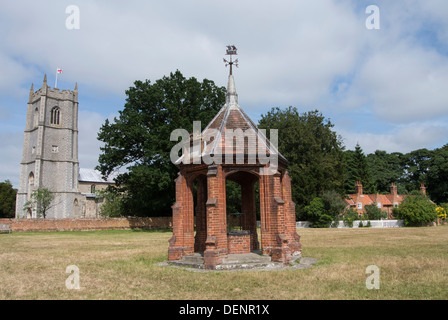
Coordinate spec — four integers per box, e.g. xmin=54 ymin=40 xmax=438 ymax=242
xmin=223 ymin=45 xmax=238 ymax=75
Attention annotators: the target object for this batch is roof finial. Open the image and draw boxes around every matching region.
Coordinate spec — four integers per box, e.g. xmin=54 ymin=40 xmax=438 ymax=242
xmin=223 ymin=45 xmax=238 ymax=76
xmin=43 ymin=74 xmax=47 ymax=86
xmin=29 ymin=83 xmax=34 ymax=100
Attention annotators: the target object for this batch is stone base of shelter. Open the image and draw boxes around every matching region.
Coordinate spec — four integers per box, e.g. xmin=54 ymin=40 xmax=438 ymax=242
xmin=165 ymin=251 xmax=314 ymax=272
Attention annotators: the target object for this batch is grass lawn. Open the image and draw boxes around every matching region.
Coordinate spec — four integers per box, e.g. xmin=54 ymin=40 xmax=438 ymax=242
xmin=0 ymin=226 xmax=447 ymax=300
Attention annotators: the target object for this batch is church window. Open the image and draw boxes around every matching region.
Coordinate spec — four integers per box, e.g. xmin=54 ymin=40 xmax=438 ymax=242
xmin=28 ymin=172 xmax=34 ymax=187
xmin=51 ymin=107 xmax=60 ymax=125
xmin=28 ymin=172 xmax=34 ymax=201
xmin=90 ymin=184 xmax=96 ymax=194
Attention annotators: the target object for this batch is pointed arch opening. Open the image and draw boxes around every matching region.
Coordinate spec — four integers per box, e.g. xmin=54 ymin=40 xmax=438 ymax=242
xmin=225 ymin=170 xmax=260 ymax=252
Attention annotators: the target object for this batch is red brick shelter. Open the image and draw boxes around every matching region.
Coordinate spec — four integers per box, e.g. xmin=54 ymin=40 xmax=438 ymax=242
xmin=168 ymin=71 xmax=301 ymax=270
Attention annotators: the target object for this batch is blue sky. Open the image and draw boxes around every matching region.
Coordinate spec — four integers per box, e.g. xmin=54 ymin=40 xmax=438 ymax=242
xmin=1 ymin=0 xmax=448 ymax=188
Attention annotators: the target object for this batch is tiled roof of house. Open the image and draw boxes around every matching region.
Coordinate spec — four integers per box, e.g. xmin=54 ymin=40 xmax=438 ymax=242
xmin=344 ymin=181 xmax=410 ymax=211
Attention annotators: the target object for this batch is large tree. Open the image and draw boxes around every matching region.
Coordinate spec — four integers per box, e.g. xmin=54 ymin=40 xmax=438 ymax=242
xmin=427 ymin=144 xmax=448 ymax=204
xmin=0 ymin=180 xmax=17 ymax=218
xmin=258 ymin=107 xmax=345 ymax=218
xmin=401 ymin=148 xmax=433 ymax=192
xmin=96 ymin=70 xmax=226 ymax=216
xmin=366 ymin=150 xmax=405 ymax=194
xmin=344 ymin=143 xmax=372 ymax=194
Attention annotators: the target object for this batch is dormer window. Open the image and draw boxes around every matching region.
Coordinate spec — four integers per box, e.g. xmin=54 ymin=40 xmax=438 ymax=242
xmin=51 ymin=107 xmax=60 ymax=125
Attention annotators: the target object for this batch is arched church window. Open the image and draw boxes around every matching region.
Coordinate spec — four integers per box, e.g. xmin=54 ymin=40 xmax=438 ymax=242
xmin=90 ymin=184 xmax=96 ymax=194
xmin=51 ymin=107 xmax=60 ymax=125
xmin=28 ymin=172 xmax=34 ymax=187
xmin=73 ymin=199 xmax=80 ymax=218
xmin=28 ymin=172 xmax=34 ymax=201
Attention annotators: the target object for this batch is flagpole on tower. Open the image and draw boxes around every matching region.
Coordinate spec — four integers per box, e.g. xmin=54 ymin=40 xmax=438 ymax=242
xmin=55 ymin=68 xmax=63 ymax=88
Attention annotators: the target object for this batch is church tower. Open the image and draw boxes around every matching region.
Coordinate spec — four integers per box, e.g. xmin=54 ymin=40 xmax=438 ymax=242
xmin=15 ymin=75 xmax=81 ymax=219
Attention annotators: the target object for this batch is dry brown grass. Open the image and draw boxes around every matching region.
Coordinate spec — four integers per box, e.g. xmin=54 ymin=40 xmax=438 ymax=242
xmin=0 ymin=226 xmax=447 ymax=300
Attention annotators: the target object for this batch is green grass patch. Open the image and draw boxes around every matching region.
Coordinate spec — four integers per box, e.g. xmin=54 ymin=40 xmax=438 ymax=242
xmin=1 ymin=226 xmax=447 ymax=299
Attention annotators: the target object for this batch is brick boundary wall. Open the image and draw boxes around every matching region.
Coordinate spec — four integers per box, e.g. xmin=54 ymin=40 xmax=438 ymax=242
xmin=0 ymin=217 xmax=172 ymax=232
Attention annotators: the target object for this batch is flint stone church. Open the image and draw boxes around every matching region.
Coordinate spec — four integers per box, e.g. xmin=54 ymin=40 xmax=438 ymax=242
xmin=15 ymin=75 xmax=116 ymax=219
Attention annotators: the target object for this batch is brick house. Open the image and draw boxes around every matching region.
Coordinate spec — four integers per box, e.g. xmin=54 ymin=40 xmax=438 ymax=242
xmin=345 ymin=181 xmax=404 ymax=218
xmin=345 ymin=181 xmax=427 ymax=218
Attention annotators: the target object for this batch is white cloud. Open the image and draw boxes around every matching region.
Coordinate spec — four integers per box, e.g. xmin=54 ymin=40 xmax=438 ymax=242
xmin=77 ymin=110 xmax=107 ymax=170
xmin=350 ymin=41 xmax=448 ymax=123
xmin=0 ymin=131 xmax=23 ymax=188
xmin=340 ymin=122 xmax=448 ymax=154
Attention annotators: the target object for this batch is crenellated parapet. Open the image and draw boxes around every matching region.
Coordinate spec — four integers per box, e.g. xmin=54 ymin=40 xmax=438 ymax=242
xmin=28 ymin=74 xmax=78 ymax=104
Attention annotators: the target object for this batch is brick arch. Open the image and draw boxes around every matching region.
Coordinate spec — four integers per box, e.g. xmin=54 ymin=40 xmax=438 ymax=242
xmin=225 ymin=170 xmax=260 ymax=252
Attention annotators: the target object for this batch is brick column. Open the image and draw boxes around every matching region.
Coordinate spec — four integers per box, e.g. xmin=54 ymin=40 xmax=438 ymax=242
xmin=259 ymin=170 xmax=298 ymax=266
xmin=168 ymin=172 xmax=194 ymax=261
xmin=203 ymin=165 xmax=228 ymax=269
xmin=259 ymin=173 xmax=277 ymax=253
xmin=283 ymin=171 xmax=301 ymax=256
xmin=194 ymin=175 xmax=207 ymax=252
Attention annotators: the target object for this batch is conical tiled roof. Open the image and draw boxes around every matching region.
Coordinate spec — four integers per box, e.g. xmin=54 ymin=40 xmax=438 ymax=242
xmin=175 ymin=74 xmax=287 ymax=166
xmin=200 ymin=74 xmax=287 ymax=164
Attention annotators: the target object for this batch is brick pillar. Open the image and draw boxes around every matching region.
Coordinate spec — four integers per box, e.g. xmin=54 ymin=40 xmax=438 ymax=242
xmin=194 ymin=175 xmax=207 ymax=252
xmin=282 ymin=171 xmax=301 ymax=257
xmin=260 ymin=170 xmax=298 ymax=266
xmin=168 ymin=173 xmax=186 ymax=261
xmin=168 ymin=172 xmax=194 ymax=261
xmin=259 ymin=173 xmax=276 ymax=253
xmin=204 ymin=165 xmax=228 ymax=269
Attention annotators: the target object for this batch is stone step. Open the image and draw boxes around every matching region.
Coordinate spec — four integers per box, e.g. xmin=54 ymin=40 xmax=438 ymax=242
xmin=168 ymin=251 xmax=279 ymax=270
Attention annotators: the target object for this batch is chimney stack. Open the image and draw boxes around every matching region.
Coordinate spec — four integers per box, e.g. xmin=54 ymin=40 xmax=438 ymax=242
xmin=355 ymin=181 xmax=363 ymax=195
xmin=420 ymin=183 xmax=426 ymax=196
xmin=390 ymin=183 xmax=398 ymax=196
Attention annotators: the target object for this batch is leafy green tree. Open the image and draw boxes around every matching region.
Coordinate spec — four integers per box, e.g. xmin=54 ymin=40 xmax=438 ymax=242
xmin=364 ymin=203 xmax=385 ymax=220
xmin=97 ymin=70 xmax=226 ymax=216
xmin=393 ymin=194 xmax=437 ymax=227
xmin=344 ymin=143 xmax=371 ymax=194
xmin=96 ymin=187 xmax=124 ymax=217
xmin=0 ymin=180 xmax=17 ymax=218
xmin=401 ymin=148 xmax=433 ymax=193
xmin=225 ymin=180 xmax=241 ymax=214
xmin=343 ymin=207 xmax=359 ymax=228
xmin=426 ymin=145 xmax=448 ymax=204
xmin=320 ymin=190 xmax=346 ymax=218
xmin=23 ymin=188 xmax=54 ymax=219
xmin=366 ymin=150 xmax=405 ymax=193
xmin=303 ymin=197 xmax=333 ymax=228
xmin=258 ymin=107 xmax=345 ymax=218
